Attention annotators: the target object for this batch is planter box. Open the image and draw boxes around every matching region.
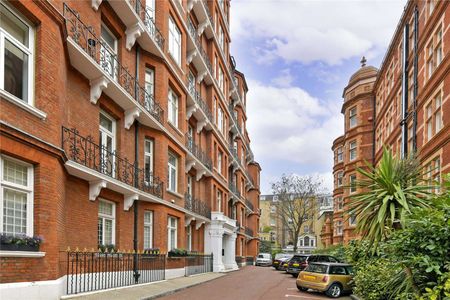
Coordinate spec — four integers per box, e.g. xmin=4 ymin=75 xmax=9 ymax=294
xmin=0 ymin=243 xmax=39 ymax=252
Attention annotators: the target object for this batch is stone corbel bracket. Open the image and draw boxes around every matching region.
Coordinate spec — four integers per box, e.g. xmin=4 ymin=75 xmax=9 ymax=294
xmin=89 ymin=180 xmax=107 ymax=201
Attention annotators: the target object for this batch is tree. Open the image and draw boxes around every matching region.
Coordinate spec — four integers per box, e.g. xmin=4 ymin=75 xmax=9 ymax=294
xmin=271 ymin=174 xmax=322 ymax=252
xmin=349 ymin=148 xmax=431 ymax=250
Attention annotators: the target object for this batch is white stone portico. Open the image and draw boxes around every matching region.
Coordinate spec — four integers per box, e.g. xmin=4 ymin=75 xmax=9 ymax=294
xmin=204 ymin=212 xmax=239 ymax=272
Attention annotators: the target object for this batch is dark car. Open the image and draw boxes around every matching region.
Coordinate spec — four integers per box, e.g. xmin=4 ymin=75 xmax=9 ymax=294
xmin=287 ymin=255 xmax=340 ymax=277
xmin=278 ymin=256 xmax=293 ymax=271
xmin=273 ymin=253 xmax=293 ymax=270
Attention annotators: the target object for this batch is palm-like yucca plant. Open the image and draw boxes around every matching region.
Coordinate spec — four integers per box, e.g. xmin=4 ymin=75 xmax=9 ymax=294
xmin=349 ymin=147 xmax=432 ymax=249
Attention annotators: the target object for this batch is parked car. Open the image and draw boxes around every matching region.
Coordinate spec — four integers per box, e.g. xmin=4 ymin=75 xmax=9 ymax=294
xmin=287 ymin=254 xmax=340 ymax=277
xmin=273 ymin=253 xmax=293 ymax=270
xmin=278 ymin=256 xmax=293 ymax=271
xmin=296 ymin=262 xmax=354 ymax=298
xmin=255 ymin=253 xmax=272 ymax=266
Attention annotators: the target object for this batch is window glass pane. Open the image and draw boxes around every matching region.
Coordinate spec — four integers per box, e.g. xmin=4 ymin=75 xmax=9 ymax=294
xmin=4 ymin=39 xmax=29 ymax=101
xmin=99 ymin=201 xmax=113 ymax=216
xmin=104 ymin=219 xmax=113 ymax=244
xmin=98 ymin=217 xmax=103 ymax=244
xmin=101 ymin=26 xmax=116 ymax=51
xmin=100 ymin=113 xmax=113 ymax=132
xmin=3 ymin=189 xmax=27 ymax=235
xmin=0 ymin=4 xmax=29 ymax=46
xmin=3 ymin=159 xmax=28 ymax=186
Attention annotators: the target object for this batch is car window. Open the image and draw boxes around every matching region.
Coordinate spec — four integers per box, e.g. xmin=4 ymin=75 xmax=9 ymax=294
xmin=330 ymin=266 xmax=347 ymax=275
xmin=318 ymin=256 xmax=329 ymax=262
xmin=328 ymin=256 xmax=339 ymax=263
xmin=307 ymin=256 xmax=317 ymax=262
xmin=305 ymin=264 xmax=327 ymax=274
xmin=346 ymin=266 xmax=354 ymax=275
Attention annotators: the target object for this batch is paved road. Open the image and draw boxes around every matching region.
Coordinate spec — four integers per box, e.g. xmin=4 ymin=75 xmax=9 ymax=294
xmin=158 ymin=266 xmax=352 ymax=300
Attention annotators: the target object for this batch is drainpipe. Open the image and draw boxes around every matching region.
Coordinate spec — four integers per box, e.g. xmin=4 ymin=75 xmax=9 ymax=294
xmin=412 ymin=6 xmax=419 ymax=153
xmin=372 ymin=94 xmax=376 ymax=166
xmin=400 ymin=23 xmax=409 ymax=159
xmin=133 ymin=44 xmax=141 ymax=284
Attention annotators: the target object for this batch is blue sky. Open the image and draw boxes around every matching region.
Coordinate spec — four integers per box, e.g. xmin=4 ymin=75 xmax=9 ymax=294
xmin=229 ymin=0 xmax=407 ymax=194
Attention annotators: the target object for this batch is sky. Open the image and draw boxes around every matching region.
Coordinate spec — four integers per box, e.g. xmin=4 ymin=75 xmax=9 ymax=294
xmin=229 ymin=0 xmax=407 ymax=194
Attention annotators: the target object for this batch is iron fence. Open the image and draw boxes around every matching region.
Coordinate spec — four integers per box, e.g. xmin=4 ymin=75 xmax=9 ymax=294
xmin=245 ymin=227 xmax=254 ymax=237
xmin=66 ymin=250 xmax=165 ymax=295
xmin=184 ymin=193 xmax=211 ymax=219
xmin=245 ymin=199 xmax=254 ymax=211
xmin=187 ymin=19 xmax=214 ymax=75
xmin=185 ymin=254 xmax=213 ymax=276
xmin=62 ymin=127 xmax=164 ymax=198
xmin=129 ymin=0 xmax=165 ymax=50
xmin=63 ymin=3 xmax=164 ymax=124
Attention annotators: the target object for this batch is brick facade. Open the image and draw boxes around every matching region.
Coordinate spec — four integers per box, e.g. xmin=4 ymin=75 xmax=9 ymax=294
xmin=0 ymin=0 xmax=260 ymax=289
xmin=321 ymin=0 xmax=450 ymax=246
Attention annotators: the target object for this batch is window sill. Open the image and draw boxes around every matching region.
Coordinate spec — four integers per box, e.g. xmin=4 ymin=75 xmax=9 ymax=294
xmin=0 ymin=250 xmax=46 ymax=258
xmin=0 ymin=89 xmax=47 ymax=120
xmin=168 ymin=122 xmax=184 ymax=136
xmin=166 ymin=189 xmax=183 ymax=199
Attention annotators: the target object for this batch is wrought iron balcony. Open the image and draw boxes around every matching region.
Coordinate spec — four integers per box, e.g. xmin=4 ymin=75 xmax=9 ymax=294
xmin=186 ymin=79 xmax=214 ymax=123
xmin=187 ymin=19 xmax=214 ymax=77
xmin=202 ymin=0 xmax=214 ymax=28
xmin=228 ymin=182 xmax=241 ymax=199
xmin=245 ymin=199 xmax=254 ymax=211
xmin=185 ymin=136 xmax=213 ymax=171
xmin=131 ymin=0 xmax=165 ymax=50
xmin=228 ymin=145 xmax=239 ymax=163
xmin=245 ymin=227 xmax=253 ymax=237
xmin=235 ymin=221 xmax=241 ymax=229
xmin=184 ymin=193 xmax=211 ymax=219
xmin=63 ymin=4 xmax=164 ymax=126
xmin=62 ymin=127 xmax=164 ymax=198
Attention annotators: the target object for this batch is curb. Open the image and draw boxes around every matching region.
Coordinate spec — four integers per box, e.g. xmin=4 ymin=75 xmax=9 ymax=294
xmin=350 ymin=295 xmax=361 ymax=300
xmin=141 ymin=274 xmax=225 ymax=300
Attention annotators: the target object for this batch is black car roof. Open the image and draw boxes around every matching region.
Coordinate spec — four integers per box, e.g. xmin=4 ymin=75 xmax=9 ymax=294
xmin=309 ymin=262 xmax=352 ymax=267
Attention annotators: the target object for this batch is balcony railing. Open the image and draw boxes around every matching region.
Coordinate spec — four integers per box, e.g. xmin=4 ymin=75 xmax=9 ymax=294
xmin=187 ymin=19 xmax=214 ymax=76
xmin=62 ymin=127 xmax=164 ymax=198
xmin=228 ymin=145 xmax=239 ymax=162
xmin=245 ymin=227 xmax=254 ymax=237
xmin=185 ymin=136 xmax=212 ymax=170
xmin=186 ymin=79 xmax=214 ymax=122
xmin=245 ymin=199 xmax=254 ymax=211
xmin=129 ymin=0 xmax=165 ymax=50
xmin=228 ymin=183 xmax=241 ymax=198
xmin=63 ymin=4 xmax=164 ymax=124
xmin=184 ymin=193 xmax=211 ymax=219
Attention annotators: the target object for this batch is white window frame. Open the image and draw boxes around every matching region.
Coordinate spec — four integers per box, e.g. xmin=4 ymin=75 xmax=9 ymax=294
xmin=100 ymin=23 xmax=118 ymax=80
xmin=0 ymin=2 xmax=35 ymax=106
xmin=350 ymin=174 xmax=357 ymax=193
xmin=0 ymin=156 xmax=34 ymax=236
xmin=145 ymin=68 xmax=155 ymax=110
xmin=217 ymin=151 xmax=222 ymax=173
xmin=143 ymin=211 xmax=153 ymax=249
xmin=349 ymin=213 xmax=357 ymax=226
xmin=168 ymin=17 xmax=181 ymax=66
xmin=144 ymin=139 xmax=154 ymax=184
xmin=98 ymin=199 xmax=116 ymax=246
xmin=99 ymin=111 xmax=116 ymax=177
xmin=337 ymin=147 xmax=343 ymax=162
xmin=349 ymin=107 xmax=357 ymax=128
xmin=349 ymin=141 xmax=357 ymax=161
xmin=217 ymin=190 xmax=222 ymax=212
xmin=337 ymin=172 xmax=343 ymax=187
xmin=168 ymin=88 xmax=179 ymax=127
xmin=217 ymin=106 xmax=224 ymax=133
xmin=146 ymin=0 xmax=155 ymax=20
xmin=168 ymin=152 xmax=178 ymax=192
xmin=167 ymin=216 xmax=178 ymax=250
xmin=186 ymin=224 xmax=192 ymax=251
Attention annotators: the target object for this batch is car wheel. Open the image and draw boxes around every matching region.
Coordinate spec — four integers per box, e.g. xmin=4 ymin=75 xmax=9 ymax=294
xmin=292 ymin=273 xmax=298 ymax=277
xmin=326 ymin=283 xmax=342 ymax=298
xmin=297 ymin=285 xmax=308 ymax=292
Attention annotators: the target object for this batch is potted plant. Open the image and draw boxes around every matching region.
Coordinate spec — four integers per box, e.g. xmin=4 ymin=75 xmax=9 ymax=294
xmin=98 ymin=244 xmax=116 ymax=253
xmin=168 ymin=248 xmax=188 ymax=257
xmin=0 ymin=234 xmax=43 ymax=251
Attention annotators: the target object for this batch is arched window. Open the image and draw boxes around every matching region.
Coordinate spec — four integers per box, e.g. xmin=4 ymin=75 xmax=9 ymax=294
xmin=304 ymin=236 xmax=310 ymax=247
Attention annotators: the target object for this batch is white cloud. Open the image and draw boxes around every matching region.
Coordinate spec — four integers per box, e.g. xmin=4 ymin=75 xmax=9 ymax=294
xmin=231 ymin=0 xmax=406 ymax=65
xmin=247 ymin=79 xmax=343 ymax=167
xmin=271 ymin=69 xmax=295 ymax=87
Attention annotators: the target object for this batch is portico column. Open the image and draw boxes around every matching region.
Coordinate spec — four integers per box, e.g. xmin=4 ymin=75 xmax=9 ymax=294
xmin=224 ymin=233 xmax=238 ymax=270
xmin=205 ymin=223 xmax=225 ymax=272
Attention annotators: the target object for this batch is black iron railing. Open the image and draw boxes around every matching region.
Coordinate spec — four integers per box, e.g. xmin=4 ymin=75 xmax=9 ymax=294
xmin=129 ymin=0 xmax=165 ymax=50
xmin=184 ymin=193 xmax=211 ymax=219
xmin=228 ymin=182 xmax=241 ymax=198
xmin=185 ymin=137 xmax=213 ymax=171
xmin=185 ymin=253 xmax=213 ymax=276
xmin=187 ymin=19 xmax=213 ymax=76
xmin=236 ymin=221 xmax=241 ymax=229
xmin=245 ymin=227 xmax=253 ymax=237
xmin=62 ymin=127 xmax=164 ymax=198
xmin=63 ymin=4 xmax=164 ymax=124
xmin=228 ymin=145 xmax=239 ymax=163
xmin=245 ymin=199 xmax=254 ymax=211
xmin=185 ymin=80 xmax=214 ymax=125
xmin=66 ymin=250 xmax=165 ymax=295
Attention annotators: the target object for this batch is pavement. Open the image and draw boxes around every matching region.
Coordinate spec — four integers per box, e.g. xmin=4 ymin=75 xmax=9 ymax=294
xmin=62 ymin=272 xmax=224 ymax=300
xmin=159 ymin=266 xmax=353 ymax=300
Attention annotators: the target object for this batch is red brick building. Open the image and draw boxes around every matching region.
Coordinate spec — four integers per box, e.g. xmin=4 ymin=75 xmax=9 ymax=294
xmin=321 ymin=0 xmax=450 ymax=247
xmin=0 ymin=0 xmax=261 ymax=298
